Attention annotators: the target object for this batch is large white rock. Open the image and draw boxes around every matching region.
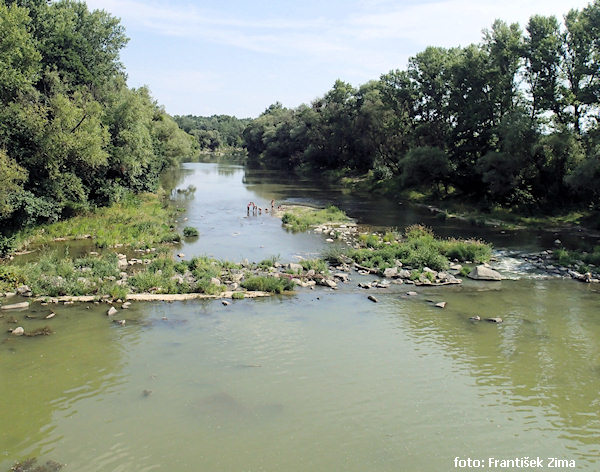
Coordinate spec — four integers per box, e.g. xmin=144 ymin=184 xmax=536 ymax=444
xmin=11 ymin=327 xmax=25 ymax=336
xmin=467 ymin=265 xmax=502 ymax=281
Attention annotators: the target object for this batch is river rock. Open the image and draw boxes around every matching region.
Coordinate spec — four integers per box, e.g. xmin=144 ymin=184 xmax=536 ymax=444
xmin=287 ymin=262 xmax=303 ymax=272
xmin=322 ymin=279 xmax=337 ymax=289
xmin=406 ymin=291 xmax=418 ymax=296
xmin=469 ymin=315 xmax=481 ymax=321
xmin=11 ymin=326 xmax=24 ymax=336
xmin=16 ymin=285 xmax=31 ymax=295
xmin=383 ymin=267 xmax=398 ymax=278
xmin=45 ymin=312 xmax=56 ymax=319
xmin=434 ymin=302 xmax=447 ymax=308
xmin=122 ymin=302 xmax=131 ymax=309
xmin=367 ymin=295 xmax=378 ymax=303
xmin=210 ymin=277 xmax=221 ymax=286
xmin=333 ymin=272 xmax=349 ymax=282
xmin=107 ymin=306 xmax=118 ymax=316
xmin=486 ymin=317 xmax=503 ymax=323
xmin=397 ymin=269 xmax=411 ymax=279
xmin=114 ymin=319 xmax=126 ymax=326
xmin=1 ymin=301 xmax=30 ymax=311
xmin=222 ymin=300 xmax=230 ymax=306
xmin=467 ymin=265 xmax=502 ymax=281
xmin=358 ymin=282 xmax=371 ymax=289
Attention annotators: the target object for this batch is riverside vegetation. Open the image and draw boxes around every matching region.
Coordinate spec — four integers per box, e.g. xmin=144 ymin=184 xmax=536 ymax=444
xmin=0 ymin=0 xmax=198 ymax=256
xmin=242 ymin=0 xmax=600 ymax=227
xmin=0 ymin=203 xmax=497 ymax=303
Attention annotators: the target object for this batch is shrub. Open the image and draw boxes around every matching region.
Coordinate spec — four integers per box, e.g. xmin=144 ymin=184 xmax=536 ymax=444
xmin=300 ymin=259 xmax=330 ymax=274
xmin=242 ymin=276 xmax=294 ymax=293
xmin=183 ymin=226 xmax=199 ymax=237
xmin=232 ymin=292 xmax=245 ymax=300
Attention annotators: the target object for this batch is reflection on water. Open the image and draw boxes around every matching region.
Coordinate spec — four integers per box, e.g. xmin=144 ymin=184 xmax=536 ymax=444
xmin=1 ymin=162 xmax=599 ymax=471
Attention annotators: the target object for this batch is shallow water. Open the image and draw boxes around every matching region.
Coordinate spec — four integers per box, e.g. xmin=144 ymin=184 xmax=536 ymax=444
xmin=1 ymin=162 xmax=599 ymax=471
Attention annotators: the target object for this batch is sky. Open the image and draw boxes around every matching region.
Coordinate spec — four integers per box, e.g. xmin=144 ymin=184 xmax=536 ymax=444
xmin=84 ymin=0 xmax=592 ymax=118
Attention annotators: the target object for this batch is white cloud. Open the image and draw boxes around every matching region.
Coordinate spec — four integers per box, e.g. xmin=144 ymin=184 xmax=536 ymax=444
xmin=84 ymin=0 xmax=593 ymax=116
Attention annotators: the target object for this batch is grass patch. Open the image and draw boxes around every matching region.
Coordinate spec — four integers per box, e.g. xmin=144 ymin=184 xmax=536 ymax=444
xmin=554 ymin=246 xmax=600 ymax=271
xmin=231 ymin=292 xmax=245 ymax=300
xmin=241 ymin=276 xmax=294 ymax=293
xmin=344 ymin=224 xmax=492 ymax=272
xmin=281 ymin=205 xmax=349 ymax=232
xmin=300 ymin=259 xmax=330 ymax=275
xmin=13 ymin=192 xmax=180 ymax=252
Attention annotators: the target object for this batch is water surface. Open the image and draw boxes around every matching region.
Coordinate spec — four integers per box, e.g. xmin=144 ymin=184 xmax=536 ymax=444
xmin=1 ymin=162 xmax=599 ymax=471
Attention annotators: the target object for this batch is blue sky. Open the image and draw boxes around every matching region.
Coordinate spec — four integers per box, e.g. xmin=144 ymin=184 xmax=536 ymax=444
xmin=85 ymin=0 xmax=592 ymax=118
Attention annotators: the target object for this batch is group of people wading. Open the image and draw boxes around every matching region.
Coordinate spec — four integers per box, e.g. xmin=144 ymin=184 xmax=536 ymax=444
xmin=247 ymin=199 xmax=279 ymax=216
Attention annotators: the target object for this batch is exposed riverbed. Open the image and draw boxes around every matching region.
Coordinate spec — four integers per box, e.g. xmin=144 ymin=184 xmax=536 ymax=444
xmin=1 ymin=162 xmax=599 ymax=471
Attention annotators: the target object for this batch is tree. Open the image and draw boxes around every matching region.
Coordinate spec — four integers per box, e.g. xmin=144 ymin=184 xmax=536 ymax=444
xmin=399 ymin=146 xmax=451 ymax=195
xmin=0 ymin=2 xmax=41 ymax=103
xmin=561 ymin=1 xmax=600 ymax=134
xmin=0 ymin=150 xmax=27 ymax=220
xmin=524 ymin=15 xmax=562 ymax=123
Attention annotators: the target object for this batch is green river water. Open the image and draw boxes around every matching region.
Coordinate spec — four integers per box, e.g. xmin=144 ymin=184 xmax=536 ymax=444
xmin=1 ymin=163 xmax=599 ymax=471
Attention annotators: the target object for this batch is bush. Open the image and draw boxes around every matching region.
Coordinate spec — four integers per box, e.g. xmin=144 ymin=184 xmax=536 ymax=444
xmin=183 ymin=226 xmax=199 ymax=237
xmin=242 ymin=276 xmax=294 ymax=293
xmin=300 ymin=259 xmax=330 ymax=274
xmin=232 ymin=292 xmax=245 ymax=300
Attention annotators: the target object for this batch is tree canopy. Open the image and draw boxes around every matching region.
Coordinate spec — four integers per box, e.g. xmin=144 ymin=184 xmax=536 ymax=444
xmin=0 ymin=0 xmax=196 ymax=244
xmin=243 ymin=0 xmax=600 ymax=213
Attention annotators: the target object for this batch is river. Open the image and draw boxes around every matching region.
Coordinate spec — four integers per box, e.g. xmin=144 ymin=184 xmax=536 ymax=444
xmin=1 ymin=162 xmax=599 ymax=471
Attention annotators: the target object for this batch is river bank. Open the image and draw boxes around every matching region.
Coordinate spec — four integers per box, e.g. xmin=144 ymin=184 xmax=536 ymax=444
xmin=316 ymin=168 xmax=600 ymax=235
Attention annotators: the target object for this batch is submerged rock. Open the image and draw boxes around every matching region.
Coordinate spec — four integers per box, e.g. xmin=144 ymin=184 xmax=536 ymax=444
xmin=11 ymin=326 xmax=25 ymax=336
xmin=434 ymin=302 xmax=447 ymax=308
xmin=107 ymin=306 xmax=118 ymax=316
xmin=1 ymin=301 xmax=30 ymax=311
xmin=486 ymin=317 xmax=503 ymax=323
xmin=367 ymin=295 xmax=378 ymax=303
xmin=467 ymin=265 xmax=502 ymax=281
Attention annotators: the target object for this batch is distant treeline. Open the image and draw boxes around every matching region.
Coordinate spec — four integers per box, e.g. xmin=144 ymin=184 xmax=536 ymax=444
xmin=0 ymin=0 xmax=196 ymax=246
xmin=243 ymin=1 xmax=600 ymax=212
xmin=174 ymin=115 xmax=252 ymax=151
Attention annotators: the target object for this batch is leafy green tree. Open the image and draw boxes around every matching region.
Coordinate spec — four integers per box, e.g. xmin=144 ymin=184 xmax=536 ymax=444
xmin=36 ymin=0 xmax=128 ymax=91
xmin=0 ymin=149 xmax=27 ymax=220
xmin=561 ymin=1 xmax=600 ymax=134
xmin=525 ymin=15 xmax=562 ymax=122
xmin=399 ymin=146 xmax=451 ymax=196
xmin=0 ymin=2 xmax=41 ymax=103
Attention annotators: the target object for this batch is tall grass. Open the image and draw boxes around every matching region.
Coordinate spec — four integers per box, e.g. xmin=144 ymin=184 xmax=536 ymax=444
xmin=14 ymin=192 xmax=180 ymax=251
xmin=344 ymin=224 xmax=491 ymax=272
xmin=281 ymin=205 xmax=349 ymax=232
xmin=241 ymin=276 xmax=294 ymax=293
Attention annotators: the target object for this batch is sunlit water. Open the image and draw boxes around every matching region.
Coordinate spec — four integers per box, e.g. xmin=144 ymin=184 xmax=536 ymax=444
xmin=2 ymin=163 xmax=599 ymax=471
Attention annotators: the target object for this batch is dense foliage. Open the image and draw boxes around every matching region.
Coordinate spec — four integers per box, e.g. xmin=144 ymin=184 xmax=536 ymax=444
xmin=0 ymin=0 xmax=196 ymax=251
xmin=174 ymin=114 xmax=251 ymax=151
xmin=243 ymin=1 xmax=600 ymax=213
